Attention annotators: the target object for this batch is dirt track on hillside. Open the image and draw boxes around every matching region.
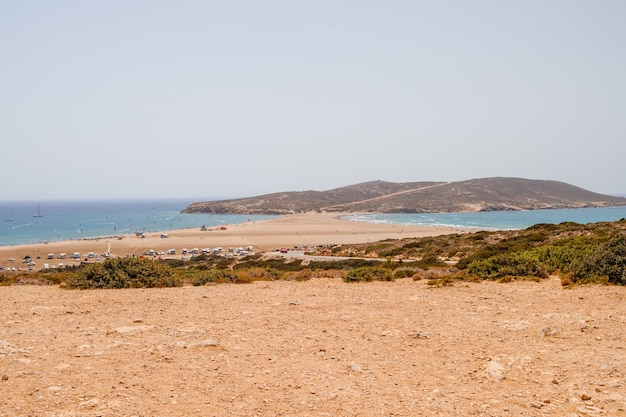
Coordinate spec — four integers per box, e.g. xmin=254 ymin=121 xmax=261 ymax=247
xmin=1 ymin=278 xmax=625 ymax=416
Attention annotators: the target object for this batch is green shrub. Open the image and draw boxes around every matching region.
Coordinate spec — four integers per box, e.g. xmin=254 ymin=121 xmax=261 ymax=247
xmin=379 ymin=248 xmax=405 ymax=257
xmin=235 ymin=258 xmax=303 ymax=272
xmin=282 ymin=268 xmax=313 ymax=281
xmin=331 ymin=246 xmax=343 ymax=254
xmin=426 ymin=276 xmax=456 ymax=287
xmin=467 ymin=252 xmax=548 ymax=280
xmin=415 ymin=252 xmax=444 ymax=268
xmin=579 ymin=235 xmax=626 ymax=285
xmin=0 ymin=274 xmax=8 ymax=286
xmin=394 ymin=268 xmax=417 ymax=279
xmin=235 ymin=267 xmax=283 ymax=282
xmin=307 ymin=259 xmax=382 ymax=270
xmin=343 ymin=266 xmax=393 ymax=283
xmin=160 ymin=258 xmax=185 ymax=268
xmin=65 ymin=258 xmax=182 ymax=289
xmin=457 ymin=233 xmax=547 ymax=269
xmin=403 ymin=237 xmax=435 ymax=248
xmin=192 ymin=269 xmax=251 ymax=285
xmin=364 ymin=242 xmax=393 ymax=253
xmin=467 ymin=231 xmax=490 ymax=241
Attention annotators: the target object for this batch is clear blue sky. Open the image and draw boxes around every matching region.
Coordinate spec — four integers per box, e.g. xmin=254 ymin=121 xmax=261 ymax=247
xmin=1 ymin=0 xmax=625 ymax=201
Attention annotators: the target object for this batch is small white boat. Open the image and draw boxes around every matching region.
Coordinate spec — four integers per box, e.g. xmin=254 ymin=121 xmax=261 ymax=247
xmin=33 ymin=203 xmax=43 ymax=218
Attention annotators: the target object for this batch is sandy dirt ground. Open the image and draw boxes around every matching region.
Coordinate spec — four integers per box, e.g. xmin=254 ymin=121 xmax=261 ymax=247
xmin=1 ymin=277 xmax=625 ymax=417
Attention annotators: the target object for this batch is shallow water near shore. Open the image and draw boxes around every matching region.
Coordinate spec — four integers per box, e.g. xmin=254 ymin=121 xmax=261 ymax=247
xmin=0 ymin=199 xmax=275 ymax=246
xmin=343 ymin=205 xmax=626 ymax=230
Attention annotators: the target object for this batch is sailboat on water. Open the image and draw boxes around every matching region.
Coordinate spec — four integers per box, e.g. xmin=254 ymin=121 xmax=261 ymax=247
xmin=33 ymin=203 xmax=43 ymax=218
xmin=6 ymin=208 xmax=14 ymax=222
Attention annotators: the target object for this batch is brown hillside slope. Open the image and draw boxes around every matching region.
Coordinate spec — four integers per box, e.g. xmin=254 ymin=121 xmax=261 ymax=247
xmin=183 ymin=177 xmax=626 ymax=214
xmin=184 ymin=180 xmax=443 ymax=214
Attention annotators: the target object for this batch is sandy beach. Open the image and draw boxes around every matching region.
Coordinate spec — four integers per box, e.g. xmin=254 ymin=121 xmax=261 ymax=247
xmin=0 ymin=212 xmax=457 ymax=269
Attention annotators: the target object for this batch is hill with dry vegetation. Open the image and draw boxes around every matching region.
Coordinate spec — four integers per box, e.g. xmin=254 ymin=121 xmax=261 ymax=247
xmin=183 ymin=177 xmax=626 ymax=214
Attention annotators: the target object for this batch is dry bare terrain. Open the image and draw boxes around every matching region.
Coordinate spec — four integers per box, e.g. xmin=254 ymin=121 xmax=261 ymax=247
xmin=1 ymin=278 xmax=625 ymax=416
xmin=183 ymin=177 xmax=626 ymax=214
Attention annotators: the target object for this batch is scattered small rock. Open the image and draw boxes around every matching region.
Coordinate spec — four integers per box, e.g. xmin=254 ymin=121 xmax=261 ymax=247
xmin=581 ymin=393 xmax=592 ymax=401
xmin=350 ymin=362 xmax=362 ymax=373
xmin=539 ymin=326 xmax=559 ymax=337
xmin=409 ymin=331 xmax=430 ymax=339
xmin=196 ymin=339 xmax=219 ymax=347
xmin=114 ymin=325 xmax=153 ymax=334
xmin=577 ymin=405 xmax=602 ymax=414
xmin=530 ymin=401 xmax=544 ymax=409
xmin=79 ymin=398 xmax=100 ymax=408
xmin=485 ymin=357 xmax=505 ymax=381
xmin=2 ymin=375 xmax=8 ymax=381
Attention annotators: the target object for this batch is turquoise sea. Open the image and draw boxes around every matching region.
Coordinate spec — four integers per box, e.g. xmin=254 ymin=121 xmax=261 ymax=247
xmin=342 ymin=206 xmax=626 ymax=230
xmin=0 ymin=199 xmax=276 ymax=247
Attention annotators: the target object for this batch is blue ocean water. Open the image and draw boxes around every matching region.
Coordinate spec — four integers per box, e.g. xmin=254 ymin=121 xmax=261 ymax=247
xmin=342 ymin=206 xmax=626 ymax=230
xmin=3 ymin=200 xmax=626 ymax=247
xmin=0 ymin=199 xmax=276 ymax=247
